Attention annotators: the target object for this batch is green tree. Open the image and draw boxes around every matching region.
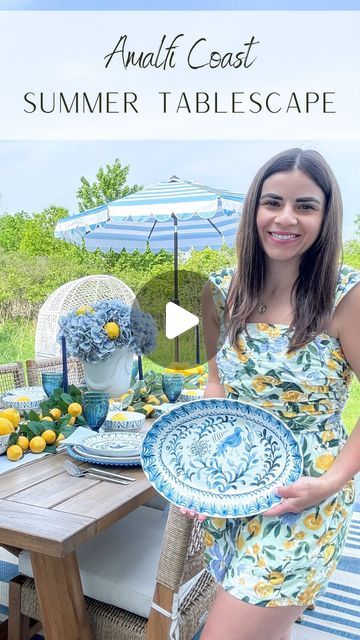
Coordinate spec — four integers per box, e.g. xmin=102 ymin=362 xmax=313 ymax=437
xmin=343 ymin=240 xmax=360 ymax=269
xmin=0 ymin=211 xmax=31 ymax=252
xmin=18 ymin=206 xmax=71 ymax=256
xmin=355 ymin=213 xmax=360 ymax=236
xmin=76 ymin=159 xmax=142 ymax=212
xmin=16 ymin=205 xmax=102 ymax=267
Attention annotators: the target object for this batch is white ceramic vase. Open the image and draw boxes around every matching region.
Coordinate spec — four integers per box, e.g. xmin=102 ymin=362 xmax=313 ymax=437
xmin=83 ymin=347 xmax=134 ymax=397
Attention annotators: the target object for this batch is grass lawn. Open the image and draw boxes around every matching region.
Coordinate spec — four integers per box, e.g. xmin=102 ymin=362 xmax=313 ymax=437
xmin=0 ymin=319 xmax=36 ymax=363
xmin=342 ymin=378 xmax=360 ymax=434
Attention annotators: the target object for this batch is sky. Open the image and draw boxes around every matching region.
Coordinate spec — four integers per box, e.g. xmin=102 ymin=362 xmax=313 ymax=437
xmin=0 ymin=140 xmax=358 ymax=241
xmin=0 ymin=3 xmax=358 ymax=242
xmin=0 ymin=1 xmax=359 ymax=8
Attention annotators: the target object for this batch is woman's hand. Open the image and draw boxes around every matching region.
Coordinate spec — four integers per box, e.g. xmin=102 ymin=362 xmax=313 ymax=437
xmin=262 ymin=475 xmax=335 ymax=517
xmin=179 ymin=507 xmax=207 ymax=522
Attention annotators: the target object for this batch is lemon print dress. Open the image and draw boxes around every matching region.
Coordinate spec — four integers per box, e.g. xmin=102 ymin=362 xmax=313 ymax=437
xmin=203 ymin=265 xmax=360 ymax=607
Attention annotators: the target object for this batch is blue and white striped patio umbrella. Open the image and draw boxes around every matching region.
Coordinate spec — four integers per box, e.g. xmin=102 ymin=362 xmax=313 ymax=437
xmin=55 ymin=177 xmax=244 ymax=364
xmin=55 ymin=177 xmax=244 ymax=254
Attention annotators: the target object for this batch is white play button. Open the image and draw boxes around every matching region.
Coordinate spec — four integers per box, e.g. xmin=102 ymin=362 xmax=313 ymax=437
xmin=165 ymin=302 xmax=199 ymax=339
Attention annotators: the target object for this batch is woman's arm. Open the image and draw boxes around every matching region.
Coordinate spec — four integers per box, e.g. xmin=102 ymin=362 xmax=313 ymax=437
xmin=201 ymin=281 xmax=225 ymax=399
xmin=264 ymin=282 xmax=360 ymax=516
xmin=318 ymin=282 xmax=360 ymax=493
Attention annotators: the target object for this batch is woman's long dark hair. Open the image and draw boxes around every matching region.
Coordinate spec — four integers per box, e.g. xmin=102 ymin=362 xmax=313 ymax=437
xmin=226 ymin=148 xmax=343 ymax=352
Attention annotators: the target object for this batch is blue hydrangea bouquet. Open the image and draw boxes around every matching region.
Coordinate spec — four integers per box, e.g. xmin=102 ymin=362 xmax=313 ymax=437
xmin=58 ymin=299 xmax=157 ymax=363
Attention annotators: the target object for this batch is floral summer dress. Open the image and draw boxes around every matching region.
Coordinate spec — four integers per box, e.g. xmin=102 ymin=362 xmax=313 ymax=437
xmin=203 ymin=265 xmax=360 ymax=607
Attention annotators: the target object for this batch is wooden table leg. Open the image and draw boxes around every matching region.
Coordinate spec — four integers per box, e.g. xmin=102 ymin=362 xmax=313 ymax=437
xmin=30 ymin=550 xmax=92 ymax=640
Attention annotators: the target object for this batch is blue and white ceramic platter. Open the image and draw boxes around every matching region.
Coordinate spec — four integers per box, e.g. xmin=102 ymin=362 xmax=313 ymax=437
xmin=2 ymin=386 xmax=47 ymax=410
xmin=141 ymin=398 xmax=303 ymax=518
xmin=81 ymin=432 xmax=144 ymax=458
xmin=67 ymin=444 xmax=141 ymax=467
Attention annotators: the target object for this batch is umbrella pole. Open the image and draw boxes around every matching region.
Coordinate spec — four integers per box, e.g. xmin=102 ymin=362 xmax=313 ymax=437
xmin=172 ymin=214 xmax=180 ymax=363
xmin=195 ymin=325 xmax=200 ymax=364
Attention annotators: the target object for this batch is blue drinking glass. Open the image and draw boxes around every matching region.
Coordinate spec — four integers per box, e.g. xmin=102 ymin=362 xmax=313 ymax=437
xmin=41 ymin=372 xmax=64 ymax=397
xmin=162 ymin=373 xmax=185 ymax=403
xmin=82 ymin=391 xmax=110 ymax=432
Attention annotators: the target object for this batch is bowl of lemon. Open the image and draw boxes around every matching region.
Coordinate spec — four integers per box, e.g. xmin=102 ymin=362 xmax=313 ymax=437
xmin=103 ymin=410 xmax=145 ymax=432
xmin=179 ymin=389 xmax=205 ymax=403
xmin=2 ymin=386 xmax=46 ymax=411
xmin=0 ymin=408 xmax=21 ymax=454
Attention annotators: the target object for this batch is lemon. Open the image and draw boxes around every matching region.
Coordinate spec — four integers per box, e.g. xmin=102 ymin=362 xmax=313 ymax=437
xmin=50 ymin=407 xmax=62 ymax=420
xmin=159 ymin=394 xmax=169 ymax=403
xmin=118 ymin=391 xmax=132 ymax=402
xmin=140 ymin=387 xmax=147 ymax=395
xmin=14 ymin=396 xmax=30 ymax=401
xmin=142 ymin=404 xmax=155 ymax=416
xmin=68 ymin=402 xmax=82 ymax=417
xmin=103 ymin=322 xmax=120 ymax=340
xmin=29 ymin=436 xmax=46 ymax=454
xmin=0 ymin=408 xmax=20 ymax=428
xmin=0 ymin=422 xmax=13 ymax=435
xmin=6 ymin=445 xmax=23 ymax=461
xmin=42 ymin=429 xmax=57 ymax=444
xmin=111 ymin=413 xmax=127 ymax=421
xmin=68 ymin=416 xmax=76 ymax=425
xmin=56 ymin=433 xmax=65 ymax=446
xmin=0 ymin=417 xmax=15 ymax=433
xmin=17 ymin=435 xmax=29 ymax=451
xmin=198 ymin=376 xmax=205 ymax=386
xmin=126 ymin=406 xmax=135 ymax=412
xmin=41 ymin=415 xmax=53 ymax=422
xmin=76 ymin=305 xmax=94 ymax=315
xmin=147 ymin=395 xmax=160 ymax=405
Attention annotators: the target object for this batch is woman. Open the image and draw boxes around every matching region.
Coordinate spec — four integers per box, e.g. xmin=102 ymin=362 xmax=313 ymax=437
xmin=187 ymin=148 xmax=360 ymax=640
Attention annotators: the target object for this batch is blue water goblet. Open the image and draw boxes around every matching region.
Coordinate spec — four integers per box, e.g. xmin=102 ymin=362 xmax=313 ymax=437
xmin=82 ymin=391 xmax=110 ymax=432
xmin=41 ymin=372 xmax=64 ymax=397
xmin=162 ymin=373 xmax=185 ymax=403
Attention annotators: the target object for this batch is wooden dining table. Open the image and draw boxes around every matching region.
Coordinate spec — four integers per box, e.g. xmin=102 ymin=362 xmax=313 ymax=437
xmin=0 ymin=447 xmax=157 ymax=640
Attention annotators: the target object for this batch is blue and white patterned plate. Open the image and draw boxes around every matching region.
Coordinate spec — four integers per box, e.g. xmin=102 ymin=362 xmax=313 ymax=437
xmin=81 ymin=432 xmax=144 ymax=458
xmin=67 ymin=444 xmax=141 ymax=467
xmin=141 ymin=398 xmax=303 ymax=518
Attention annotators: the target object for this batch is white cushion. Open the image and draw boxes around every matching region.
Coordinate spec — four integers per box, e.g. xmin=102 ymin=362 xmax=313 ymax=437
xmin=143 ymin=494 xmax=169 ymax=511
xmin=19 ymin=505 xmax=168 ymax=619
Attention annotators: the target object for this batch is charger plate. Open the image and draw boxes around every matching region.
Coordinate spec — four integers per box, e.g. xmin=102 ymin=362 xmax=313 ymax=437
xmin=81 ymin=432 xmax=144 ymax=458
xmin=141 ymin=398 xmax=303 ymax=518
xmin=67 ymin=445 xmax=141 ymax=467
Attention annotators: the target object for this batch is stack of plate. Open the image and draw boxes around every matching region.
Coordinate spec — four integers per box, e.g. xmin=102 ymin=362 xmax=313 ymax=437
xmin=67 ymin=432 xmax=145 ymax=467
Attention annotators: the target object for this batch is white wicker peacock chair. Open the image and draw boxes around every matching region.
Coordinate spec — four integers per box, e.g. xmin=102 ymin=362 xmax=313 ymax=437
xmin=35 ymin=275 xmax=137 ymax=361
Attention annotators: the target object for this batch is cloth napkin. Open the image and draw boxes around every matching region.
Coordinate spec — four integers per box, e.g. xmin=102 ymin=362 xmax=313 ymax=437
xmin=58 ymin=425 xmax=93 ymax=448
xmin=0 ymin=427 xmax=93 ymax=475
